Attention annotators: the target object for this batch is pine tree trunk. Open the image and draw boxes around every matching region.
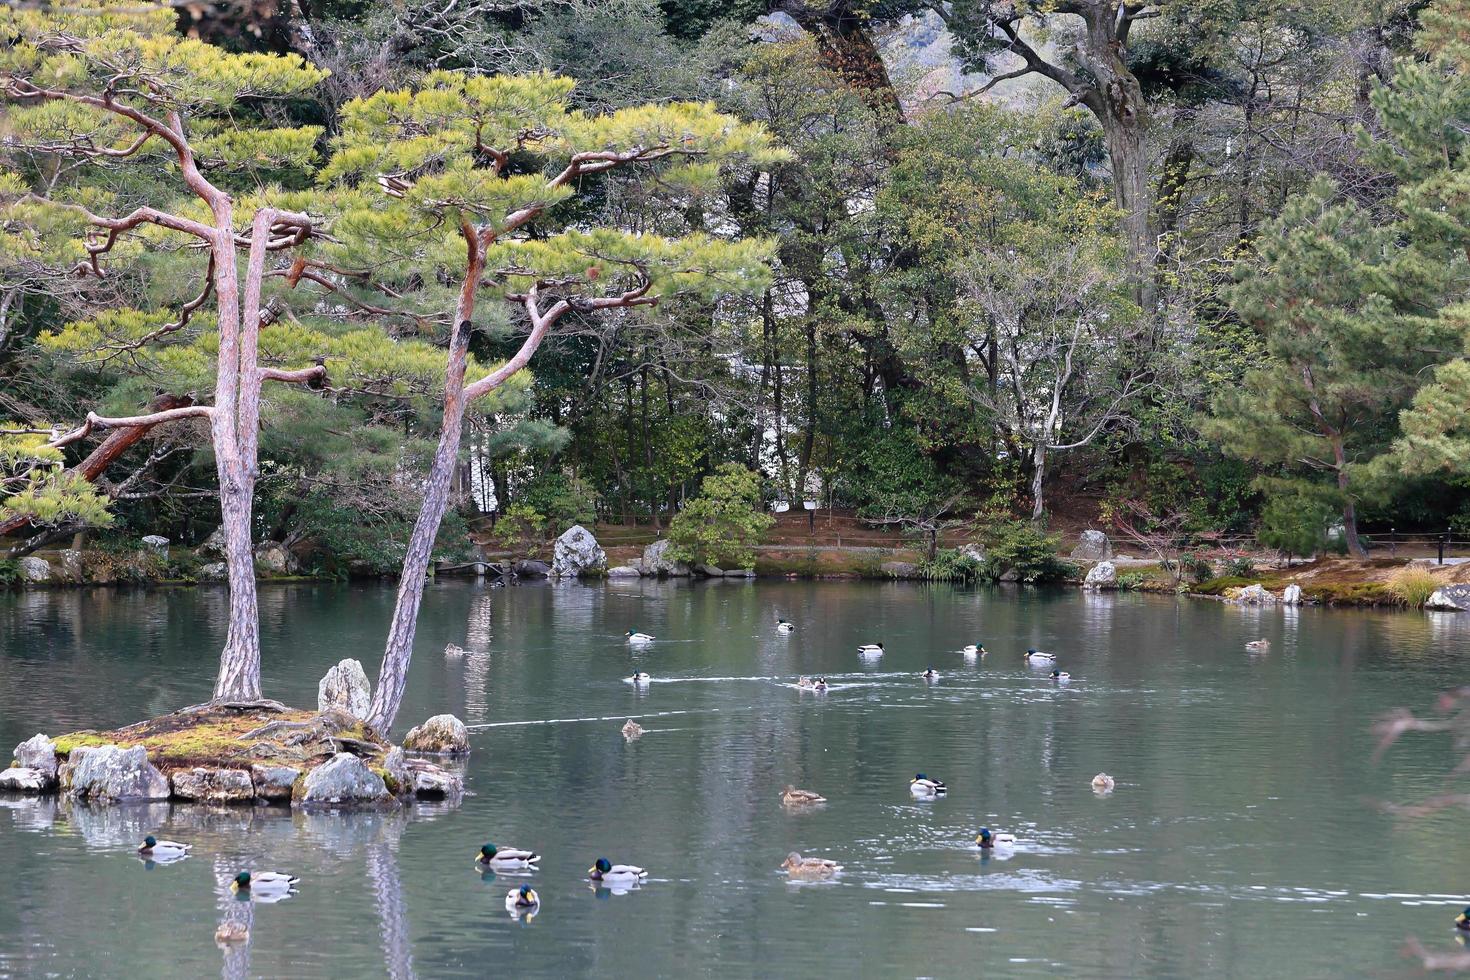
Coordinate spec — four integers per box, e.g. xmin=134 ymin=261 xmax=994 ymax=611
xmin=1030 ymin=443 xmax=1047 ymax=522
xmin=368 ymin=318 xmax=473 ymax=733
xmin=209 ymin=210 xmax=264 ymax=701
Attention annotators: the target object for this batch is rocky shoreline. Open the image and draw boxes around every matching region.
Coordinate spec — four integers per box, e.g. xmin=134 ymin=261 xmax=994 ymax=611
xmin=0 ymin=660 xmax=470 ymax=810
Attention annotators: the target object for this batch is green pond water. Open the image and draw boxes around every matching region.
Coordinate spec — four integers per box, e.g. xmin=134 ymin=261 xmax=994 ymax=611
xmin=0 ymin=579 xmax=1466 ymax=978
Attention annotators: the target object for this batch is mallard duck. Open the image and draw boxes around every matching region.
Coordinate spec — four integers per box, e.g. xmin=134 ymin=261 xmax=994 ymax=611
xmin=1023 ymin=649 xmax=1057 ymax=664
xmin=628 ymin=671 xmax=651 ymax=684
xmin=505 ymin=884 xmax=540 ymax=913
xmin=1456 ymin=906 xmax=1470 ymax=932
xmin=857 ymin=643 xmax=884 ymax=657
xmin=1245 ymin=639 xmax=1270 ymax=651
xmin=213 ymin=922 xmax=249 ymax=945
xmin=621 ymin=719 xmax=644 ymax=739
xmin=230 ymin=871 xmax=298 ymax=895
xmin=910 ymin=773 xmax=946 ymax=797
xmin=781 ymin=852 xmax=841 ymax=876
xmin=477 ymin=844 xmax=539 ymax=869
xmin=444 ymin=642 xmax=469 ymax=657
xmin=1050 ymin=668 xmax=1071 ymax=683
xmin=962 ymin=644 xmax=986 ymax=659
xmin=796 ymin=676 xmax=815 ymax=689
xmin=137 ymin=835 xmax=191 ymax=859
xmin=781 ymin=785 xmax=826 ymax=806
xmin=587 ymin=858 xmax=647 ymax=883
xmin=922 ymin=667 xmax=939 ymax=682
xmin=776 ymin=618 xmax=796 ymax=633
xmin=812 ymin=676 xmax=828 ymax=692
xmin=626 ymin=630 xmax=655 ymax=643
xmin=1091 ymin=773 xmax=1116 ymax=792
xmin=975 ymin=828 xmax=1016 ymax=849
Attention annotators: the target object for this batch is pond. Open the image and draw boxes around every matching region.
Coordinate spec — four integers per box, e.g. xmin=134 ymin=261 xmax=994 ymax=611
xmin=0 ymin=580 xmax=1465 ymax=978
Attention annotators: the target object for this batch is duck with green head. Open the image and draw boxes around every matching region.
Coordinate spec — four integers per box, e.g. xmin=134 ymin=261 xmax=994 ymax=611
xmin=477 ymin=843 xmax=539 ymax=869
xmin=137 ymin=835 xmax=191 ymax=860
xmin=1457 ymin=906 xmax=1470 ymax=932
xmin=505 ymin=883 xmax=540 ymax=914
xmin=230 ymin=870 xmax=299 ymax=895
xmin=587 ymin=857 xmax=647 ymax=883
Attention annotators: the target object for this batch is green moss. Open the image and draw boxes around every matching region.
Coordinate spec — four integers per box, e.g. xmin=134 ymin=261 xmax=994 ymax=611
xmin=52 ymin=732 xmax=112 ymax=755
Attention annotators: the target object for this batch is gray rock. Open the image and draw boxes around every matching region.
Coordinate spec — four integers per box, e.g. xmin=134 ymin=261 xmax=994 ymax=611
xmin=640 ymin=539 xmax=691 ymax=577
xmin=1233 ymin=583 xmax=1277 ymax=605
xmin=1282 ymin=583 xmax=1304 ymax=606
xmin=695 ymin=564 xmax=726 ymax=577
xmin=997 ymin=567 xmax=1022 ymax=582
xmin=199 ymin=525 xmax=227 ymax=558
xmin=58 ymin=550 xmax=84 ymax=583
xmin=1070 ymin=530 xmax=1113 ymax=561
xmin=140 ymin=534 xmax=170 ymax=555
xmin=382 ymin=747 xmax=409 ymax=797
xmin=402 ymin=714 xmax=470 ymax=755
xmin=1083 ymin=560 xmax=1117 ymax=590
xmin=607 ymin=565 xmax=642 ymax=578
xmin=727 ymin=568 xmax=757 ymax=579
xmin=410 ymin=764 xmax=463 ymax=799
xmin=17 ymin=557 xmax=50 ymax=584
xmin=0 ymin=767 xmax=51 ymax=792
xmin=250 ymin=764 xmax=301 ymax=801
xmin=197 ymin=561 xmax=228 ymax=582
xmin=317 ymin=659 xmax=371 ymax=718
xmin=515 ymin=559 xmax=551 ymax=578
xmin=296 ymin=752 xmax=391 ymax=805
xmin=170 ymin=767 xmax=254 ymax=802
xmin=881 ymin=561 xmax=921 ymax=579
xmin=14 ymin=734 xmax=58 ymax=777
xmin=253 ymin=541 xmax=291 ymax=575
xmin=958 ymin=543 xmax=986 ymax=563
xmin=60 ymin=745 xmax=170 ymax=802
xmin=552 ymin=524 xmax=606 ymax=578
xmin=1426 ymin=585 xmax=1470 ymax=611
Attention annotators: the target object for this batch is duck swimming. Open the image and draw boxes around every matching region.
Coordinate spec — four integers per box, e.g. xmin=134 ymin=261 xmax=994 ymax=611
xmin=629 ymin=671 xmax=651 ymax=684
xmin=626 ymin=630 xmax=655 ymax=643
xmin=588 ymin=858 xmax=647 ymax=883
xmin=1245 ymin=639 xmax=1270 ymax=651
xmin=910 ymin=773 xmax=946 ymax=798
xmin=505 ymin=884 xmax=540 ymax=913
xmin=1050 ymin=668 xmax=1071 ymax=683
xmin=213 ymin=922 xmax=249 ymax=945
xmin=812 ymin=676 xmax=828 ymax=691
xmin=230 ymin=871 xmax=298 ymax=896
xmin=1092 ymin=773 xmax=1116 ymax=792
xmin=796 ymin=676 xmax=815 ymax=689
xmin=857 ymin=643 xmax=884 ymax=657
xmin=776 ymin=618 xmax=796 ymax=633
xmin=962 ymin=644 xmax=986 ymax=659
xmin=1023 ymin=649 xmax=1057 ymax=664
xmin=922 ymin=667 xmax=939 ymax=682
xmin=477 ymin=844 xmax=540 ymax=870
xmin=1457 ymin=906 xmax=1470 ymax=932
xmin=781 ymin=785 xmax=826 ymax=806
xmin=781 ymin=852 xmax=842 ymax=877
xmin=621 ymin=719 xmax=644 ymax=739
xmin=137 ymin=836 xmax=191 ymax=860
xmin=975 ymin=828 xmax=1017 ymax=849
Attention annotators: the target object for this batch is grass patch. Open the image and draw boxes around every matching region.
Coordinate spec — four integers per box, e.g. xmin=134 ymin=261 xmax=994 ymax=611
xmin=1386 ymin=567 xmax=1440 ymax=607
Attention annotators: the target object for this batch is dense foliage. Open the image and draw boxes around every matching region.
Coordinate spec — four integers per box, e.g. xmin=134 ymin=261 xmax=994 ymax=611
xmin=5 ymin=0 xmax=1470 ymax=571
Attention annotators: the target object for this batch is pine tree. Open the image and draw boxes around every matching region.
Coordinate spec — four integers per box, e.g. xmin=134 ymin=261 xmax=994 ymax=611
xmin=300 ymin=72 xmax=782 ymax=730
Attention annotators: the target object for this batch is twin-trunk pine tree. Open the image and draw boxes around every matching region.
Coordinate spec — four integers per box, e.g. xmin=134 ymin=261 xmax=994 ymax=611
xmin=5 ymin=9 xmax=776 ymax=732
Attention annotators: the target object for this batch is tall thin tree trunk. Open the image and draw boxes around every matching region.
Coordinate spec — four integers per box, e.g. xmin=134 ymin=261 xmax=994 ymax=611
xmin=1030 ymin=442 xmax=1047 ymax=522
xmin=211 ymin=207 xmax=267 ymax=701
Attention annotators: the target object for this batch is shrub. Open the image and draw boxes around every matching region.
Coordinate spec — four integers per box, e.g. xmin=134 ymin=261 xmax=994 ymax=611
xmin=1116 ymin=570 xmax=1150 ymax=591
xmin=1179 ymin=551 xmax=1214 ymax=584
xmin=1223 ymin=556 xmax=1256 ymax=577
xmin=519 ymin=472 xmax=596 ymax=530
xmin=918 ymin=548 xmax=984 ymax=582
xmin=1258 ymin=493 xmax=1333 ymax=559
xmin=978 ymin=520 xmax=1076 ymax=583
xmin=0 ymin=559 xmax=19 ymax=590
xmin=1386 ymin=567 xmax=1440 ymax=608
xmin=667 ymin=464 xmax=774 ymax=569
xmin=493 ymin=503 xmax=550 ymax=558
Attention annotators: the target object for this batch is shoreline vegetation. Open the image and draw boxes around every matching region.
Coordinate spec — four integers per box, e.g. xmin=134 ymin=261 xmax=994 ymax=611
xmin=7 ymin=525 xmax=1468 ymax=610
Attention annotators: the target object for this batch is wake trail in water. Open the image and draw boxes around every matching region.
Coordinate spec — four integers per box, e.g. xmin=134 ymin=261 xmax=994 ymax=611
xmin=465 ymin=706 xmax=752 ymax=730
